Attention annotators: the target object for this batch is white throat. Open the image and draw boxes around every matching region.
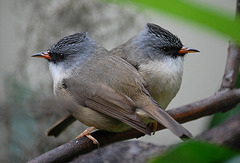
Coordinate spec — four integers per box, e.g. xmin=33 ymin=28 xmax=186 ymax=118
xmin=49 ymin=62 xmax=71 ymax=94
xmin=139 ymin=57 xmax=184 ymax=109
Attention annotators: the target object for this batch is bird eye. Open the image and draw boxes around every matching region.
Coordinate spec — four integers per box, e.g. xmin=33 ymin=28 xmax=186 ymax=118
xmin=59 ymin=53 xmax=65 ymax=60
xmin=163 ymin=47 xmax=170 ymax=53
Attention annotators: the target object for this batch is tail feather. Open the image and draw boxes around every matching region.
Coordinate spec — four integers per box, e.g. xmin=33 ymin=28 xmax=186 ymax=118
xmin=46 ymin=114 xmax=76 ymax=137
xmin=140 ymin=96 xmax=192 ymax=139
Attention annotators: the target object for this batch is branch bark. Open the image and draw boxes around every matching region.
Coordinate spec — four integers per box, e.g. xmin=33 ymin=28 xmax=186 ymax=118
xmin=197 ymin=112 xmax=240 ymax=149
xmin=67 ymin=112 xmax=240 ymax=163
xmin=220 ymin=43 xmax=240 ymax=90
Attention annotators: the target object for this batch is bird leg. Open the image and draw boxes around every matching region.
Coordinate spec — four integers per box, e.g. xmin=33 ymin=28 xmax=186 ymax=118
xmin=148 ymin=122 xmax=158 ymax=135
xmin=76 ymin=126 xmax=99 ymax=147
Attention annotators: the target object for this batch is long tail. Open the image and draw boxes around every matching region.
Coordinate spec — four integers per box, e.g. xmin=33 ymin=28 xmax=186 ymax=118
xmin=46 ymin=114 xmax=76 ymax=137
xmin=139 ymin=95 xmax=192 ymax=139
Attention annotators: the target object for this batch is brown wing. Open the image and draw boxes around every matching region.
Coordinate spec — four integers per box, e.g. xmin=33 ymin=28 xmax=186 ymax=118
xmin=64 ymin=79 xmax=151 ymax=135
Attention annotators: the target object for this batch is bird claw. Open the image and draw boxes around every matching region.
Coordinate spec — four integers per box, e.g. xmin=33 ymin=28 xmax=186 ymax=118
xmin=148 ymin=122 xmax=158 ymax=135
xmin=86 ymin=134 xmax=99 ymax=148
xmin=76 ymin=126 xmax=99 ymax=147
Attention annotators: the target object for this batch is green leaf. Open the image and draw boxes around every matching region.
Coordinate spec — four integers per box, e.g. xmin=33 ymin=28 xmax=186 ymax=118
xmin=108 ymin=0 xmax=240 ymax=44
xmin=150 ymin=141 xmax=239 ymax=163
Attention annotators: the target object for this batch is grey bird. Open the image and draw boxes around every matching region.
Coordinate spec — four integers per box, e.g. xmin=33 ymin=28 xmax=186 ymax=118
xmin=111 ymin=23 xmax=199 ymax=107
xmin=46 ymin=23 xmax=199 ymax=137
xmin=32 ymin=32 xmax=193 ymax=144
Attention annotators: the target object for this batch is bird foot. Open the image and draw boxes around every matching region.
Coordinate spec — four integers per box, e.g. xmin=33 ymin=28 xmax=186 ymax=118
xmin=76 ymin=126 xmax=99 ymax=147
xmin=148 ymin=122 xmax=158 ymax=135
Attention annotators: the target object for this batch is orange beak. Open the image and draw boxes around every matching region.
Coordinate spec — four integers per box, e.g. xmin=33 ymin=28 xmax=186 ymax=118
xmin=178 ymin=46 xmax=200 ymax=54
xmin=31 ymin=51 xmax=51 ymax=59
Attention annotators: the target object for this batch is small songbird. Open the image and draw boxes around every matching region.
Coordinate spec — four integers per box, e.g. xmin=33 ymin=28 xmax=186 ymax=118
xmin=46 ymin=23 xmax=199 ymax=137
xmin=32 ymin=32 xmax=192 ymax=145
xmin=111 ymin=23 xmax=199 ymax=108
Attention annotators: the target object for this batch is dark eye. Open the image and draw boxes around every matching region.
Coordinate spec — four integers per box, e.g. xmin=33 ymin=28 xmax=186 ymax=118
xmin=59 ymin=53 xmax=65 ymax=60
xmin=163 ymin=47 xmax=170 ymax=53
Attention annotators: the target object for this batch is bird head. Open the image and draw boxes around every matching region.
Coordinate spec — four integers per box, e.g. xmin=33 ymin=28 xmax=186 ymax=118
xmin=32 ymin=32 xmax=97 ymax=68
xmin=134 ymin=23 xmax=199 ymax=60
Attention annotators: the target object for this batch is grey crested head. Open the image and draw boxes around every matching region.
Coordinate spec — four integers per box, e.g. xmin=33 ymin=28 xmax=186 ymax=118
xmin=133 ymin=23 xmax=184 ymax=60
xmin=112 ymin=23 xmax=199 ymax=67
xmin=47 ymin=32 xmax=97 ymax=67
xmin=32 ymin=32 xmax=99 ymax=91
xmin=31 ymin=32 xmax=100 ymax=93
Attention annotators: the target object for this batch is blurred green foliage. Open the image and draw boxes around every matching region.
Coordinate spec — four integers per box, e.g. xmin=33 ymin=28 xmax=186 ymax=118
xmin=150 ymin=140 xmax=239 ymax=163
xmin=110 ymin=0 xmax=240 ymax=44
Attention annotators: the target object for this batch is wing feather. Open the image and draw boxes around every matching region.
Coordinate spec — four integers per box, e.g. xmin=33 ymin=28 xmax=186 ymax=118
xmin=65 ymin=79 xmax=151 ymax=135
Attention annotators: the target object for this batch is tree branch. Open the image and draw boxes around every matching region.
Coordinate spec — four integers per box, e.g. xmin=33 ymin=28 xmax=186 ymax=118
xmin=67 ymin=112 xmax=240 ymax=163
xmin=220 ymin=42 xmax=240 ymax=90
xmin=197 ymin=112 xmax=240 ymax=149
